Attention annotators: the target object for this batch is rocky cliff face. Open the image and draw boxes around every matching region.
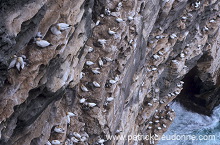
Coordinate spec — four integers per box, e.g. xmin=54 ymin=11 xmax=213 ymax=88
xmin=0 ymin=0 xmax=220 ymax=145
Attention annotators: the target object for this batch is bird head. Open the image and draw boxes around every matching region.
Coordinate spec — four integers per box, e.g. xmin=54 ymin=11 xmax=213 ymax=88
xmin=36 ymin=37 xmax=42 ymax=41
xmin=57 ymin=25 xmax=61 ymax=30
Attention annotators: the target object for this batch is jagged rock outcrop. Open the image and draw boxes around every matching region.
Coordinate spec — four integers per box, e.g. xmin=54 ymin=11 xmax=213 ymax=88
xmin=0 ymin=0 xmax=219 ymax=145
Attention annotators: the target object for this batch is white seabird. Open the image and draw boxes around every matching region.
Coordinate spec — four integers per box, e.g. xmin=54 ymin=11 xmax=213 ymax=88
xmin=92 ymin=69 xmax=101 ymax=74
xmin=71 ymin=137 xmax=79 ymax=143
xmin=104 ymin=57 xmax=113 ymax=62
xmin=50 ymin=26 xmax=62 ymax=35
xmin=51 ymin=140 xmax=61 ymax=145
xmin=73 ymin=132 xmax=82 ymax=139
xmin=98 ymin=39 xmax=107 ymax=45
xmin=97 ymin=139 xmax=107 ymax=144
xmin=106 ymin=97 xmax=114 ymax=102
xmin=93 ymin=81 xmax=101 ymax=87
xmin=86 ymin=61 xmax=94 ymax=66
xmin=88 ymin=47 xmax=94 ymax=52
xmin=98 ymin=58 xmax=103 ymax=67
xmin=86 ymin=102 xmax=96 ymax=107
xmin=46 ymin=141 xmax=52 ymax=145
xmin=116 ymin=18 xmax=124 ymax=23
xmin=8 ymin=55 xmax=17 ymax=70
xmin=66 ymin=112 xmax=76 ymax=117
xmin=108 ymin=28 xmax=116 ymax=35
xmin=79 ymin=98 xmax=86 ymax=104
xmin=128 ymin=16 xmax=134 ymax=21
xmin=81 ymin=84 xmax=89 ymax=92
xmin=57 ymin=23 xmax=71 ymax=30
xmin=54 ymin=126 xmax=65 ymax=133
xmin=35 ymin=38 xmax=52 ymax=48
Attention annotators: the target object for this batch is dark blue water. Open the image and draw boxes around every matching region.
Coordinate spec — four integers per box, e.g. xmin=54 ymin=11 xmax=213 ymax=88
xmin=158 ymin=102 xmax=220 ymax=145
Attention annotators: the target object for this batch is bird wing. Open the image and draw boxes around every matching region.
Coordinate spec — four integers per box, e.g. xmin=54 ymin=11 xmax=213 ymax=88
xmin=8 ymin=58 xmax=17 ymax=69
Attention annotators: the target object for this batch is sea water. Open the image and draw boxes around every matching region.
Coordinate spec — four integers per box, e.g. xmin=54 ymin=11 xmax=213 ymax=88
xmin=158 ymin=102 xmax=220 ymax=145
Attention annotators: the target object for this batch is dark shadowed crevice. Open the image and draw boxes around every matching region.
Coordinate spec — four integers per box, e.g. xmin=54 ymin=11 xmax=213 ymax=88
xmin=175 ymin=65 xmax=219 ymax=116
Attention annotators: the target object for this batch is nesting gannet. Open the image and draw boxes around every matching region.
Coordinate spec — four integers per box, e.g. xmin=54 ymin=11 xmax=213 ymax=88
xmin=86 ymin=61 xmax=94 ymax=66
xmin=73 ymin=132 xmax=81 ymax=139
xmin=151 ymin=67 xmax=157 ymax=71
xmin=203 ymin=26 xmax=209 ymax=31
xmin=155 ymin=35 xmax=164 ymax=39
xmin=80 ymin=72 xmax=85 ymax=79
xmin=155 ymin=120 xmax=160 ymax=123
xmin=181 ymin=16 xmax=187 ymax=20
xmin=67 ymin=112 xmax=76 ymax=117
xmin=96 ymin=20 xmax=100 ymax=26
xmin=168 ymin=117 xmax=173 ymax=121
xmin=129 ymin=39 xmax=133 ymax=45
xmin=98 ymin=58 xmax=103 ymax=67
xmin=17 ymin=57 xmax=25 ymax=69
xmin=170 ymin=92 xmax=175 ymax=96
xmin=66 ymin=115 xmax=71 ymax=124
xmin=209 ymin=19 xmax=215 ymax=23
xmin=153 ymin=54 xmax=160 ymax=60
xmin=88 ymin=47 xmax=94 ymax=52
xmin=46 ymin=141 xmax=52 ymax=145
xmin=80 ymin=98 xmax=86 ymax=104
xmin=81 ymin=136 xmax=87 ymax=142
xmin=154 ymin=115 xmax=159 ymax=119
xmin=180 ymin=53 xmax=185 ymax=58
xmin=104 ymin=57 xmax=113 ymax=62
xmin=157 ymin=127 xmax=162 ymax=130
xmin=51 ymin=140 xmax=61 ymax=145
xmin=149 ymin=121 xmax=153 ymax=124
xmin=51 ymin=26 xmax=62 ymax=35
xmin=8 ymin=55 xmax=27 ymax=71
xmin=128 ymin=16 xmax=134 ymax=21
xmin=54 ymin=126 xmax=65 ymax=133
xmin=109 ymin=79 xmax=117 ymax=84
xmin=170 ymin=33 xmax=177 ymax=39
xmin=87 ymin=102 xmax=96 ymax=107
xmin=106 ymin=97 xmax=114 ymax=102
xmin=116 ymin=7 xmax=121 ymax=11
xmin=105 ymin=8 xmax=111 ymax=15
xmin=162 ymin=124 xmax=166 ymax=128
xmin=116 ymin=18 xmax=124 ymax=23
xmin=153 ymin=98 xmax=158 ymax=103
xmin=147 ymin=103 xmax=153 ymax=106
xmin=171 ymin=60 xmax=179 ymax=64
xmin=57 ymin=23 xmax=71 ymax=30
xmin=100 ymin=14 xmax=104 ymax=17
xmin=158 ymin=51 xmax=163 ymax=55
xmin=35 ymin=38 xmax=52 ymax=48
xmin=71 ymin=137 xmax=79 ymax=143
xmin=92 ymin=68 xmax=101 ymax=74
xmin=147 ymin=126 xmax=152 ymax=129
xmin=194 ymin=1 xmax=200 ymax=8
xmin=93 ymin=81 xmax=101 ymax=87
xmin=118 ymin=2 xmax=122 ymax=7
xmin=81 ymin=84 xmax=89 ymax=92
xmin=177 ymin=83 xmax=182 ymax=88
xmin=15 ymin=61 xmax=21 ymax=71
xmin=108 ymin=28 xmax=116 ymax=35
xmin=98 ymin=39 xmax=107 ymax=45
xmin=8 ymin=55 xmax=17 ymax=70
xmin=174 ymin=91 xmax=180 ymax=95
xmin=97 ymin=139 xmax=107 ymax=144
